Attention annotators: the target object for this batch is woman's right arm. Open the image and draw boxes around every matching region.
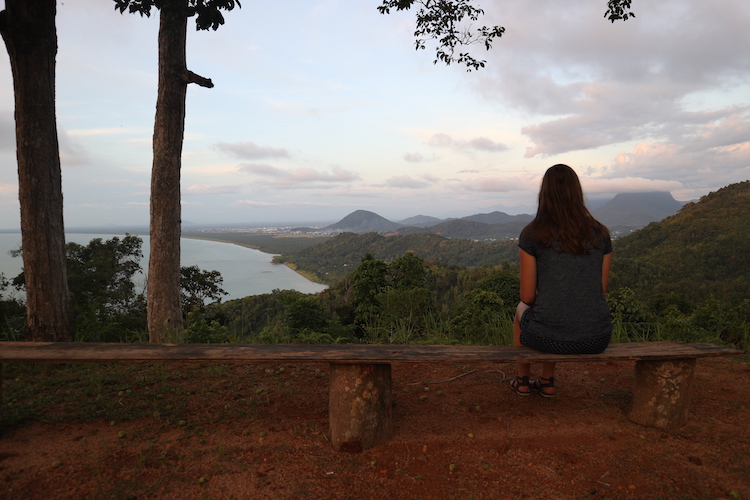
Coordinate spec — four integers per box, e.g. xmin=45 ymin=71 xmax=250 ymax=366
xmin=519 ymin=249 xmax=537 ymax=306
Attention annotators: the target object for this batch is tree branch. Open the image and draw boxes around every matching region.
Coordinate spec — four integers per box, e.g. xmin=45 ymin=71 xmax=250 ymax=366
xmin=181 ymin=69 xmax=213 ymax=88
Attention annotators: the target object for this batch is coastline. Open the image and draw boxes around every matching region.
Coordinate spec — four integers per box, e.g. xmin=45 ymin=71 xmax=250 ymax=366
xmin=1 ymin=233 xmax=328 ymax=299
xmin=181 ymin=235 xmax=328 ymax=286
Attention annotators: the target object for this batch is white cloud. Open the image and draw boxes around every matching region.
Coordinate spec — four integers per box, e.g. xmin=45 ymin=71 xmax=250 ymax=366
xmin=184 ymin=184 xmax=243 ymax=195
xmin=239 ymin=163 xmax=284 ymax=177
xmin=59 ymin=128 xmax=90 ymax=166
xmin=475 ymin=0 xmax=750 ymax=165
xmin=461 ymin=176 xmax=536 ymax=193
xmin=67 ymin=127 xmax=147 ymax=136
xmin=581 ymin=177 xmax=683 ymax=194
xmin=469 ymin=137 xmax=509 ymax=152
xmin=236 ymin=200 xmax=279 ymax=208
xmin=427 ymin=133 xmax=509 ymax=153
xmin=216 ymin=141 xmax=291 ymax=160
xmin=238 ymin=163 xmax=361 ymax=188
xmin=385 ymin=175 xmax=433 ymax=189
xmin=403 ymin=152 xmax=424 ymax=163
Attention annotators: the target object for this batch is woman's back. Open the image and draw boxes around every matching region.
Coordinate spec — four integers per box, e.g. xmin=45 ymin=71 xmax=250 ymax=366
xmin=519 ymin=230 xmax=612 ymax=343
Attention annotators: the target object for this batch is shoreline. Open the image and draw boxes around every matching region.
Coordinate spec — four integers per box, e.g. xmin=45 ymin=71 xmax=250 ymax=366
xmin=181 ymin=235 xmax=328 ymax=286
xmin=0 ymin=233 xmax=328 ymax=297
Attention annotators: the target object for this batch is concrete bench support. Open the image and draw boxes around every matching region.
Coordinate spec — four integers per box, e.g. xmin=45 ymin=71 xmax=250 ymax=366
xmin=328 ymin=363 xmax=393 ymax=453
xmin=629 ymin=357 xmax=696 ymax=429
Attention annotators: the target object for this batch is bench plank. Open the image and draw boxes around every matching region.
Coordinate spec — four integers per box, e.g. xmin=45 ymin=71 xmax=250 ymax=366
xmin=0 ymin=341 xmax=743 ymax=364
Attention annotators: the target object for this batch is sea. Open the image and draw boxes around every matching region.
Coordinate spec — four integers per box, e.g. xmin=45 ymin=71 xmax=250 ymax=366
xmin=0 ymin=233 xmax=327 ymax=301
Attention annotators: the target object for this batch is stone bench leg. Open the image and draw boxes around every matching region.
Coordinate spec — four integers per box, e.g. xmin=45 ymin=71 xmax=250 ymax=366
xmin=629 ymin=358 xmax=696 ymax=430
xmin=328 ymin=363 xmax=393 ymax=452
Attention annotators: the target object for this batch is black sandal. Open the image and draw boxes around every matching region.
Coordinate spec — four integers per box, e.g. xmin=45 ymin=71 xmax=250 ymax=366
xmin=509 ymin=375 xmax=531 ymax=396
xmin=530 ymin=376 xmax=556 ymax=398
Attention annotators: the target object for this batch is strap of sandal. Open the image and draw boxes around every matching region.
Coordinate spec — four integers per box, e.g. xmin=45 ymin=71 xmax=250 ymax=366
xmin=537 ymin=376 xmax=555 ymax=388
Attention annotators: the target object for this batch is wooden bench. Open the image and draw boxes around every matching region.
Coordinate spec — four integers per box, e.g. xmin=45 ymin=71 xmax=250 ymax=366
xmin=0 ymin=341 xmax=744 ymax=452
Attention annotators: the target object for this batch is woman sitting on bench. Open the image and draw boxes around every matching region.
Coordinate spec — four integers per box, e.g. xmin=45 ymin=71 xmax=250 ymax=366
xmin=510 ymin=164 xmax=613 ymax=397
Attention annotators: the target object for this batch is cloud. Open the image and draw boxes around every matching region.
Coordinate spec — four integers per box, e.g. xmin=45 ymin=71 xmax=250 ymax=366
xmin=429 ymin=133 xmax=453 ymax=148
xmin=473 ymin=1 xmax=750 ymax=162
xmin=0 ymin=183 xmax=17 ymax=195
xmin=279 ymin=167 xmax=359 ymax=185
xmin=184 ymin=184 xmax=243 ymax=195
xmin=239 ymin=163 xmax=285 ymax=177
xmin=403 ymin=152 xmax=442 ymax=163
xmin=215 ymin=141 xmax=291 ymax=160
xmin=236 ymin=200 xmax=279 ymax=208
xmin=385 ymin=175 xmax=434 ymax=189
xmin=469 ymin=137 xmax=509 ymax=152
xmin=67 ymin=127 xmax=147 ymax=136
xmin=428 ymin=133 xmax=509 ymax=153
xmin=59 ymin=128 xmax=90 ymax=166
xmin=461 ymin=176 xmax=534 ymax=193
xmin=239 ymin=163 xmax=361 ymax=187
xmin=601 ymin=111 xmax=750 ymax=188
xmin=581 ymin=177 xmax=683 ymax=194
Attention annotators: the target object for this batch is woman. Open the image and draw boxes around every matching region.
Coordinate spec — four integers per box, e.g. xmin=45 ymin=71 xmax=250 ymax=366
xmin=509 ymin=164 xmax=613 ymax=397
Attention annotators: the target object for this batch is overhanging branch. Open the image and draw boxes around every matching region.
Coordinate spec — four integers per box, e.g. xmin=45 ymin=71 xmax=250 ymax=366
xmin=182 ymin=69 xmax=213 ymax=88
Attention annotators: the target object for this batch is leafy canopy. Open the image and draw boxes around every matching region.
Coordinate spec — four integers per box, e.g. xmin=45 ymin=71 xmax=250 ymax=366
xmin=113 ymin=0 xmax=240 ymax=30
xmin=378 ymin=0 xmax=504 ymax=71
xmin=378 ymin=0 xmax=636 ymax=71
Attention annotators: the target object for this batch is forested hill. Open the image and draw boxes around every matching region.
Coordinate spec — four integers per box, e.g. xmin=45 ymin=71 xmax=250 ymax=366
xmin=274 ymin=232 xmax=518 ymax=285
xmin=610 ymin=180 xmax=750 ymax=304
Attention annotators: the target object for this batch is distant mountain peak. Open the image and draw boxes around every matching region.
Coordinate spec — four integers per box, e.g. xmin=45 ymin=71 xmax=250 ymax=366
xmin=593 ymin=191 xmax=681 ymax=230
xmin=325 ymin=210 xmax=402 ymax=234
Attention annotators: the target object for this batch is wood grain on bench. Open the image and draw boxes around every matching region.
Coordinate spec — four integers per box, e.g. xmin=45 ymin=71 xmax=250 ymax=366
xmin=0 ymin=341 xmax=742 ymax=364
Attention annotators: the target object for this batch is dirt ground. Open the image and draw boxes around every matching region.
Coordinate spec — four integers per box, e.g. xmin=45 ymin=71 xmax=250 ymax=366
xmin=1 ymin=355 xmax=749 ymax=499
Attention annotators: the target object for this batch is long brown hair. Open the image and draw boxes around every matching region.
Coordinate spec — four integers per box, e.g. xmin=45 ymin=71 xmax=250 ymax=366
xmin=525 ymin=164 xmax=609 ymax=255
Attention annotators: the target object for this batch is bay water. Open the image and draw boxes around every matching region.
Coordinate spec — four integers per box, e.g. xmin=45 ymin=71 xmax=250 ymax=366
xmin=0 ymin=233 xmax=327 ymax=301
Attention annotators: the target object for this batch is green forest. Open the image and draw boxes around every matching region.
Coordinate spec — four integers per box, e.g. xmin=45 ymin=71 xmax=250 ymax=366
xmin=2 ymin=181 xmax=749 ymax=349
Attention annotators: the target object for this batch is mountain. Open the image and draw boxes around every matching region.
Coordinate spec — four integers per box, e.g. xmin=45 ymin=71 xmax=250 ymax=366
xmin=462 ymin=211 xmax=532 ymax=225
xmin=612 ymin=181 xmax=750 ymax=304
xmin=325 ymin=192 xmax=681 ymax=240
xmin=398 ymin=215 xmax=445 ymax=227
xmin=593 ymin=192 xmax=682 ymax=231
xmin=325 ymin=210 xmax=402 ymax=233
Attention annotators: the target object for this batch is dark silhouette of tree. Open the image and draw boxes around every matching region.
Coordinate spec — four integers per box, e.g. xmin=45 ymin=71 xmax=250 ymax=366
xmin=0 ymin=0 xmax=73 ymax=341
xmin=115 ymin=0 xmax=239 ymax=342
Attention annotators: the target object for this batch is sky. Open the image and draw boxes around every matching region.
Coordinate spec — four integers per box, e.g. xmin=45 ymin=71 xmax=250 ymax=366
xmin=1 ymin=0 xmax=749 ymax=229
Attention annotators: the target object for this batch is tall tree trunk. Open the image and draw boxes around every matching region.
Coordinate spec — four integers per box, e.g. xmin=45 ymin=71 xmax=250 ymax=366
xmin=0 ymin=0 xmax=73 ymax=342
xmin=147 ymin=5 xmax=188 ymax=343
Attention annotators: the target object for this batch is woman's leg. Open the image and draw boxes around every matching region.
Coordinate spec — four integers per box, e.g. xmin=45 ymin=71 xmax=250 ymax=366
xmin=513 ymin=302 xmax=531 ymax=392
xmin=536 ymin=362 xmax=556 ymax=396
xmin=515 ymin=302 xmax=556 ymax=396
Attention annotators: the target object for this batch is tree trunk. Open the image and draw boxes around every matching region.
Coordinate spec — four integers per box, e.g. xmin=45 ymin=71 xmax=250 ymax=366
xmin=0 ymin=0 xmax=73 ymax=342
xmin=147 ymin=4 xmax=189 ymax=343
